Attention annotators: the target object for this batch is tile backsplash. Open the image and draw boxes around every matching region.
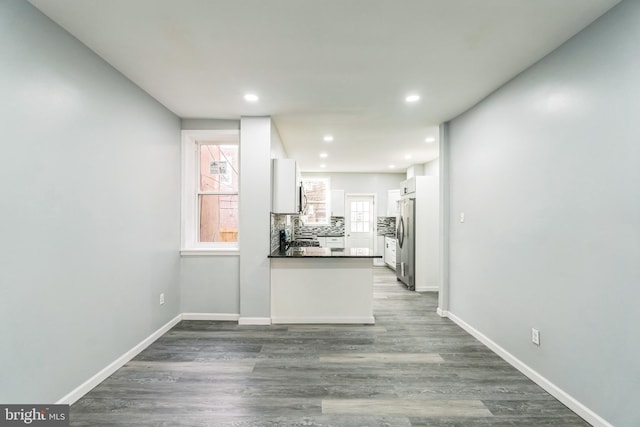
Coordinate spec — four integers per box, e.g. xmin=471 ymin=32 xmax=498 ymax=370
xmin=294 ymin=216 xmax=345 ymax=238
xmin=270 ymin=213 xmax=396 ymax=252
xmin=270 ymin=213 xmax=290 ymax=253
xmin=377 ymin=216 xmax=396 ymax=237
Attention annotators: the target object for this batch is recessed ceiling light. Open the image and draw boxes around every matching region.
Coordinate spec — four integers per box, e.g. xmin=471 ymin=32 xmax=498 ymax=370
xmin=244 ymin=93 xmax=259 ymax=102
xmin=320 ymin=153 xmax=328 ymax=158
xmin=323 ymin=135 xmax=334 ymax=142
xmin=389 ymin=164 xmax=396 ymax=169
xmin=425 ymin=136 xmax=435 ymax=143
xmin=320 ymin=164 xmax=327 ymax=168
xmin=405 ymin=94 xmax=420 ymax=103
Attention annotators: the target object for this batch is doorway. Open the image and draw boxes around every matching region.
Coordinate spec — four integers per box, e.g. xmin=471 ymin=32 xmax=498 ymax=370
xmin=345 ymin=194 xmax=375 ymax=253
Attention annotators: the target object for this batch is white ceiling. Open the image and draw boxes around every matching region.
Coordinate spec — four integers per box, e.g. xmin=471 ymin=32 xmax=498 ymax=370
xmin=28 ymin=0 xmax=619 ymax=173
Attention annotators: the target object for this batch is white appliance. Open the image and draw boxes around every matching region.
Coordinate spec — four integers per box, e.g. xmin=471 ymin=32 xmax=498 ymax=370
xmin=396 ymin=176 xmax=440 ymax=292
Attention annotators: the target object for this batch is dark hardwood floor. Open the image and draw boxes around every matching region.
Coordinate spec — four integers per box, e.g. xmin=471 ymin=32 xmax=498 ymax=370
xmin=70 ymin=267 xmax=590 ymax=426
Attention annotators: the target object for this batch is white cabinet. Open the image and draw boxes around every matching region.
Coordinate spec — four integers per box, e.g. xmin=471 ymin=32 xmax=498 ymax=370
xmin=387 ymin=189 xmax=400 ymax=217
xmin=272 ymin=159 xmax=300 ymax=213
xmin=384 ymin=236 xmax=396 ymax=269
xmin=326 ymin=236 xmax=344 ymax=248
xmin=331 ymin=189 xmax=345 ymax=217
xmin=318 ymin=236 xmax=345 ymax=249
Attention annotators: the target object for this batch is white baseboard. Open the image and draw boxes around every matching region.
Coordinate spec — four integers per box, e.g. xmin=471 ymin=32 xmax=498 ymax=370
xmin=238 ymin=317 xmax=272 ymax=325
xmin=436 ymin=307 xmax=448 ymax=317
xmin=415 ymin=286 xmax=438 ymax=292
xmin=446 ymin=311 xmax=613 ymax=427
xmin=182 ymin=312 xmax=239 ymax=321
xmin=271 ymin=316 xmax=375 ymax=324
xmin=56 ymin=313 xmax=182 ymax=405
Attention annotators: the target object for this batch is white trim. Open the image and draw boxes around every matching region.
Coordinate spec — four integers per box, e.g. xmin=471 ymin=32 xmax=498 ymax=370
xmin=415 ymin=286 xmax=439 ymax=292
xmin=446 ymin=311 xmax=614 ymax=427
xmin=436 ymin=307 xmax=448 ymax=317
xmin=56 ymin=314 xmax=182 ymax=405
xmin=238 ymin=317 xmax=272 ymax=325
xmin=271 ymin=316 xmax=375 ymax=325
xmin=181 ymin=129 xmax=240 ymax=251
xmin=180 ymin=248 xmax=240 ymax=256
xmin=182 ymin=313 xmax=240 ymax=321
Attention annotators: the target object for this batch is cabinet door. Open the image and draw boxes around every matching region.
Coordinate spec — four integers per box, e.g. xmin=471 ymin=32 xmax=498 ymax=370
xmin=331 ymin=189 xmax=345 ymax=217
xmin=385 ymin=237 xmax=396 ymax=269
xmin=272 ymin=159 xmax=298 ymax=213
xmin=326 ymin=237 xmax=344 ymax=248
xmin=387 ymin=189 xmax=400 ymax=217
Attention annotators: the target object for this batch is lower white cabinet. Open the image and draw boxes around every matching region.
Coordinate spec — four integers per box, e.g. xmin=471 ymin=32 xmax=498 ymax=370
xmin=384 ymin=236 xmax=396 ymax=270
xmin=319 ymin=236 xmax=345 ymax=249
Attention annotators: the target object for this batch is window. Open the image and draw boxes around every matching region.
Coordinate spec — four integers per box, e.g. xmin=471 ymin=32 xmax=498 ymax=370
xmin=350 ymin=201 xmax=371 ymax=233
xmin=181 ymin=130 xmax=240 ymax=253
xmin=302 ymin=178 xmax=330 ymax=225
xmin=198 ymin=143 xmax=239 ymax=243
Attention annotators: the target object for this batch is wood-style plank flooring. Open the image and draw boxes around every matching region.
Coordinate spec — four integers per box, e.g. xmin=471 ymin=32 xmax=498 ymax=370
xmin=70 ymin=267 xmax=590 ymax=426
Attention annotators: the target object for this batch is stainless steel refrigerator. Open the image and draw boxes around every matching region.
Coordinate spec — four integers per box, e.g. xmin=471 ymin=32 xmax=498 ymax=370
xmin=396 ymin=197 xmax=415 ymax=290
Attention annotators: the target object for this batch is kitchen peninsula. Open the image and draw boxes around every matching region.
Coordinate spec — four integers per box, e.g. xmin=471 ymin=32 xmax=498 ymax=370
xmin=269 ymin=248 xmax=381 ymax=324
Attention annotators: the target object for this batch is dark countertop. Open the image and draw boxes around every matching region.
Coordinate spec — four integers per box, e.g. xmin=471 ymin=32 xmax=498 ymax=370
xmin=269 ymin=247 xmax=382 ymax=258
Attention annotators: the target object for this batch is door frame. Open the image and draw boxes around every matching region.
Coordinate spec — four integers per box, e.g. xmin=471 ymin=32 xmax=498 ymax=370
xmin=345 ymin=193 xmax=378 ymax=257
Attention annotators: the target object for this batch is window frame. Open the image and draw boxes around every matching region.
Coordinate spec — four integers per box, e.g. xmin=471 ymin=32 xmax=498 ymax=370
xmin=302 ymin=177 xmax=331 ymax=225
xmin=181 ymin=129 xmax=240 ymax=255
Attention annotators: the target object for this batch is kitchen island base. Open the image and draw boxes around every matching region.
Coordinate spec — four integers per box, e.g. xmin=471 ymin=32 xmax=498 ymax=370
xmin=270 ymin=257 xmax=375 ymax=324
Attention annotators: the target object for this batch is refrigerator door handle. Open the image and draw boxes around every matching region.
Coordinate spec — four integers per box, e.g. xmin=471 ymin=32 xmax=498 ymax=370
xmin=397 ymin=217 xmax=405 ymax=248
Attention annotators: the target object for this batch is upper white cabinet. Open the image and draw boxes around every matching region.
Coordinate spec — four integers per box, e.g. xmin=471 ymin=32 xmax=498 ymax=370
xmin=272 ymin=159 xmax=300 ymax=213
xmin=387 ymin=189 xmax=400 ymax=217
xmin=331 ymin=189 xmax=345 ymax=217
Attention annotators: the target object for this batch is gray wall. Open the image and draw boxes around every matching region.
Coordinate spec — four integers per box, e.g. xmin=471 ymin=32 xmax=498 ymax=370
xmin=178 ymin=119 xmax=241 ymax=316
xmin=180 ymin=256 xmax=240 ymax=314
xmin=239 ymin=117 xmax=273 ymax=321
xmin=0 ymin=1 xmax=181 ymax=403
xmin=447 ymin=2 xmax=639 ymax=426
xmin=178 ymin=119 xmax=287 ymax=317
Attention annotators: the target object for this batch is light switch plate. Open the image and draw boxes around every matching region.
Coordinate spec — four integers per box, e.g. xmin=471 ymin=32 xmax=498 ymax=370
xmin=531 ymin=328 xmax=540 ymax=346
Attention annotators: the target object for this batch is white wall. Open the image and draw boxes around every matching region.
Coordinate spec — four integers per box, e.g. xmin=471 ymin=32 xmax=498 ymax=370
xmin=180 ymin=118 xmax=240 ymax=131
xmin=0 ymin=0 xmax=181 ymax=403
xmin=422 ymin=158 xmax=440 ymax=176
xmin=270 ymin=123 xmax=288 ymax=159
xmin=303 ymin=172 xmax=405 ymax=217
xmin=446 ymin=1 xmax=639 ymax=426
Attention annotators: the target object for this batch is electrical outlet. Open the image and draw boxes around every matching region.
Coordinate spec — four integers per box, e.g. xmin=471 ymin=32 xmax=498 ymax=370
xmin=459 ymin=212 xmax=465 ymax=223
xmin=531 ymin=328 xmax=540 ymax=346
xmin=159 ymin=293 xmax=165 ymax=305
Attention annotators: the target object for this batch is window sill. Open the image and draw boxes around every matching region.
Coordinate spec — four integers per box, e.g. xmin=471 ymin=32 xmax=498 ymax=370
xmin=180 ymin=248 xmax=240 ymax=257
